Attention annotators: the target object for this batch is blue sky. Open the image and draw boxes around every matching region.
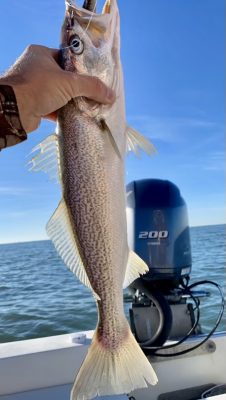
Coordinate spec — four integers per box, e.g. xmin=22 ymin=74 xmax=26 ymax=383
xmin=0 ymin=0 xmax=225 ymax=243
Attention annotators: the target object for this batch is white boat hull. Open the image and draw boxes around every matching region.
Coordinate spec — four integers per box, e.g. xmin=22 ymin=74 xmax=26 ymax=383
xmin=0 ymin=331 xmax=225 ymax=400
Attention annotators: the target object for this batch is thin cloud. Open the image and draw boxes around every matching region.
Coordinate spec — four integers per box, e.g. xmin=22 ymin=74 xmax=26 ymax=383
xmin=203 ymin=151 xmax=225 ymax=172
xmin=0 ymin=187 xmax=31 ymax=196
xmin=0 ymin=211 xmax=30 ymax=219
xmin=175 ymin=151 xmax=225 ymax=172
xmin=128 ymin=114 xmax=222 ymax=143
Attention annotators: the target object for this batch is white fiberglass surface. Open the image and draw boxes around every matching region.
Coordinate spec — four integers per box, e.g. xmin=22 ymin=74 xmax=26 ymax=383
xmin=0 ymin=385 xmax=127 ymax=400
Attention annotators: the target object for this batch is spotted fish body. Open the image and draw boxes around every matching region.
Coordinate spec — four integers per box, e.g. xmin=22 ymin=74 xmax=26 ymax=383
xmin=58 ymin=105 xmax=128 ymax=340
xmin=30 ymin=0 xmax=157 ymax=398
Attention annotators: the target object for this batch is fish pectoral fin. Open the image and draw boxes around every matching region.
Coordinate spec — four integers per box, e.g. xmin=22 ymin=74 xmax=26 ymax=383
xmin=123 ymin=250 xmax=149 ymax=289
xmin=46 ymin=199 xmax=100 ymax=300
xmin=126 ymin=125 xmax=157 ymax=157
xmin=28 ymin=133 xmax=61 ymax=183
xmin=99 ymin=118 xmax=122 ymax=159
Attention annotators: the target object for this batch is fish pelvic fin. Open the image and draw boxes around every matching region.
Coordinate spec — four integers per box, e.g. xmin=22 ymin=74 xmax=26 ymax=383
xmin=28 ymin=134 xmax=61 ymax=183
xmin=46 ymin=199 xmax=100 ymax=300
xmin=123 ymin=250 xmax=149 ymax=289
xmin=70 ymin=324 xmax=158 ymax=400
xmin=126 ymin=126 xmax=157 ymax=157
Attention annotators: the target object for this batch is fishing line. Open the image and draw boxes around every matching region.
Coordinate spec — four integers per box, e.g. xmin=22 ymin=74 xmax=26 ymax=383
xmin=81 ymin=0 xmax=97 ymax=35
xmin=61 ymin=0 xmax=97 ymax=51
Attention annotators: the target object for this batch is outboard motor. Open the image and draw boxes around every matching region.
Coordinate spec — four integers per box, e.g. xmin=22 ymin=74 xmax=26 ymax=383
xmin=126 ymin=179 xmax=197 ymax=346
xmin=126 ymin=178 xmax=224 ymax=354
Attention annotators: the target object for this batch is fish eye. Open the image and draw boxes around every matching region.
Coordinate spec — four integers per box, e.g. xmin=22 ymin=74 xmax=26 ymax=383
xmin=69 ymin=35 xmax=84 ymax=55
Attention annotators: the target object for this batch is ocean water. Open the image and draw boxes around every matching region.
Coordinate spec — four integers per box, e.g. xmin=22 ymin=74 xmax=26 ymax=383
xmin=0 ymin=224 xmax=225 ymax=343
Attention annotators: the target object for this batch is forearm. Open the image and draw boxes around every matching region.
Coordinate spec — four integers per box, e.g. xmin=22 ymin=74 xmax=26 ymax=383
xmin=0 ymin=83 xmax=27 ymax=151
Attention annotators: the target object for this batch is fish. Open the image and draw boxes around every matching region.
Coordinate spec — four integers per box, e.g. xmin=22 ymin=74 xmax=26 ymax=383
xmin=29 ymin=0 xmax=158 ymax=398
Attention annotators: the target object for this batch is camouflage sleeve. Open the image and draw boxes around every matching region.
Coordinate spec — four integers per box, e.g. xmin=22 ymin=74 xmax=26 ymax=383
xmin=0 ymin=85 xmax=27 ymax=151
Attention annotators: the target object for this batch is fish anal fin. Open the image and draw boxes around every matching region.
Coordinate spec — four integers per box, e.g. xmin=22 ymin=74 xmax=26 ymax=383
xmin=123 ymin=250 xmax=149 ymax=289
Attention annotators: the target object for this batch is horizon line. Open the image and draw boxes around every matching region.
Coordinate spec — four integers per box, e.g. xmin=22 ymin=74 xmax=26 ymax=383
xmin=0 ymin=223 xmax=225 ymax=246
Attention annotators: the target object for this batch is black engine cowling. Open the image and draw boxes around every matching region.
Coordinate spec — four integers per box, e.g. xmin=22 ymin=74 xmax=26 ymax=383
xmin=126 ymin=179 xmax=192 ymax=284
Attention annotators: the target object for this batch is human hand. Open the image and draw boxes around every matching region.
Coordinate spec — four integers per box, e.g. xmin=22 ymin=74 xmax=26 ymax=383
xmin=0 ymin=45 xmax=115 ymax=133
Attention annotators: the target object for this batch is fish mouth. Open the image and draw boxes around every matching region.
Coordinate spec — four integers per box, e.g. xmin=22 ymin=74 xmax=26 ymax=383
xmin=82 ymin=0 xmax=96 ymax=12
xmin=66 ymin=0 xmax=112 ymax=15
xmin=83 ymin=0 xmax=111 ymax=13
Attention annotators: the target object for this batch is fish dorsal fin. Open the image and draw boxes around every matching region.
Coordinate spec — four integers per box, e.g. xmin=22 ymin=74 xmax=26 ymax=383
xmin=28 ymin=134 xmax=61 ymax=182
xmin=123 ymin=250 xmax=149 ymax=289
xmin=47 ymin=199 xmax=100 ymax=300
xmin=126 ymin=126 xmax=157 ymax=157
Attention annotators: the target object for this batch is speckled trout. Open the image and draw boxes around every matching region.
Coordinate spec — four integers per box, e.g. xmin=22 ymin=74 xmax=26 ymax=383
xmin=30 ymin=0 xmax=157 ymax=398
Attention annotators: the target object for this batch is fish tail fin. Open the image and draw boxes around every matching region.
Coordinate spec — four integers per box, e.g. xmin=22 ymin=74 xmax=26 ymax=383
xmin=71 ymin=324 xmax=158 ymax=400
